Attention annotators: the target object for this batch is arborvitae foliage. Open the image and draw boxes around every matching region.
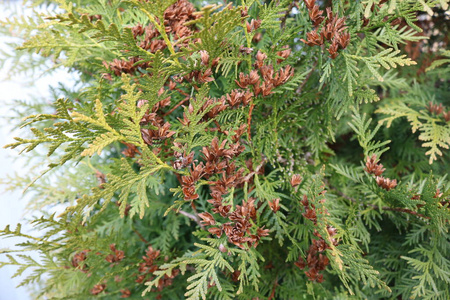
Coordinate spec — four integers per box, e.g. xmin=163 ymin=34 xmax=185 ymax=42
xmin=1 ymin=0 xmax=449 ymax=299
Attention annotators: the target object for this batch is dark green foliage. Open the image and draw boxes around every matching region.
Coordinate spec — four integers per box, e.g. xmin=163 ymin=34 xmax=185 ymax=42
xmin=1 ymin=0 xmax=449 ymax=299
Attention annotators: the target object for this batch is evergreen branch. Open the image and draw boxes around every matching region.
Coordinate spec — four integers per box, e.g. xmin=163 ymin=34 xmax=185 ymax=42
xmin=334 ymin=189 xmax=430 ymax=220
xmin=296 ymin=60 xmax=318 ymax=94
xmin=125 ymin=0 xmax=178 ymax=56
xmin=348 ymin=110 xmax=391 ymax=157
xmin=376 ymin=100 xmax=449 ymax=164
xmin=350 ymin=49 xmax=416 ymax=82
xmin=426 ymin=49 xmax=450 ymax=72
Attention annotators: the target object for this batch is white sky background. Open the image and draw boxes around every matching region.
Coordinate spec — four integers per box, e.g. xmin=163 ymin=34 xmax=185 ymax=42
xmin=0 ymin=1 xmax=75 ymax=299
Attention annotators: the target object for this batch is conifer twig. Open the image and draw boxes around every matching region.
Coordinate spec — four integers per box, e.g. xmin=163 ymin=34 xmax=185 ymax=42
xmin=178 ymin=210 xmax=204 ymax=229
xmin=163 ymin=96 xmax=190 ymax=117
xmin=243 ymin=156 xmax=266 ymax=182
xmin=335 ymin=190 xmax=430 ymax=219
xmin=297 ymin=60 xmax=318 ymax=94
xmin=133 ymin=228 xmax=149 ymax=244
xmin=374 ymin=206 xmax=429 ymax=219
xmin=268 ymin=276 xmax=279 ymax=300
xmin=280 ymin=1 xmax=297 ymax=29
xmin=247 ymin=102 xmax=255 ymax=141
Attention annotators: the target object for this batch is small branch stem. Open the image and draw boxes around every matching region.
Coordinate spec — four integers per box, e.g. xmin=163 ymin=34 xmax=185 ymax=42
xmin=371 ymin=206 xmax=429 ymax=219
xmin=179 ymin=209 xmax=205 ymax=230
xmin=335 ymin=190 xmax=430 ymax=220
xmin=280 ymin=1 xmax=297 ymax=29
xmin=213 ymin=120 xmax=228 ymax=135
xmin=247 ymin=102 xmax=255 ymax=141
xmin=163 ymin=96 xmax=189 ymax=117
xmin=268 ymin=276 xmax=279 ymax=300
xmin=133 ymin=228 xmax=149 ymax=244
xmin=297 ymin=59 xmax=318 ymax=94
xmin=243 ymin=156 xmax=266 ymax=182
xmin=175 ymin=87 xmax=189 ymax=97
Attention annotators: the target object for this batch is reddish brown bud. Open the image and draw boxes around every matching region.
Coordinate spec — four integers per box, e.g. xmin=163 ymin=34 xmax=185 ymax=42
xmin=309 ymin=5 xmax=325 ymax=26
xmin=241 ymin=6 xmax=249 ymax=18
xmin=303 ymin=0 xmax=316 ymax=10
xmin=443 ymin=111 xmax=450 ymax=122
xmin=301 ymin=195 xmax=309 ymax=207
xmin=199 ymin=212 xmax=216 ymax=226
xmin=90 ymin=284 xmax=106 ymax=295
xmin=337 ymin=32 xmax=350 ymax=49
xmin=257 ymin=226 xmax=270 ymax=237
xmin=427 ymin=102 xmax=444 ymax=115
xmin=290 ymin=174 xmax=302 ymax=187
xmin=376 ymin=176 xmax=397 ymax=191
xmin=120 ymin=289 xmax=131 ymax=298
xmin=256 ymin=50 xmax=267 ymax=63
xmin=105 ymin=244 xmax=125 ymax=263
xmin=246 ymin=19 xmax=262 ymax=32
xmin=277 ymin=46 xmax=291 ymax=63
xmin=294 ymin=257 xmax=306 ymax=269
xmin=199 ymin=50 xmax=210 ymax=66
xmin=365 ymin=154 xmax=385 ymax=176
xmin=208 ymin=227 xmax=223 ymax=237
xmin=268 ymin=198 xmax=280 ymax=212
xmin=327 ymin=40 xmax=339 ymax=59
xmin=301 ymin=30 xmax=323 ymax=46
xmin=252 ymin=32 xmax=262 ymax=43
xmin=197 ymin=68 xmax=214 ymax=83
xmin=434 ymin=188 xmax=443 ymax=199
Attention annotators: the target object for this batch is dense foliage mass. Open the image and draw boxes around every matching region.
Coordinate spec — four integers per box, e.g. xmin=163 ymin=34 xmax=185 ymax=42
xmin=1 ymin=0 xmax=449 ymax=299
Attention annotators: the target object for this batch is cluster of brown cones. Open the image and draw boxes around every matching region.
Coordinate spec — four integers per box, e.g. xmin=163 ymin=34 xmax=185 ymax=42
xmin=301 ymin=0 xmax=350 ymax=59
xmin=365 ymin=154 xmax=397 ymax=191
xmin=426 ymin=102 xmax=450 ymax=122
xmin=295 ymin=194 xmax=338 ymax=283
